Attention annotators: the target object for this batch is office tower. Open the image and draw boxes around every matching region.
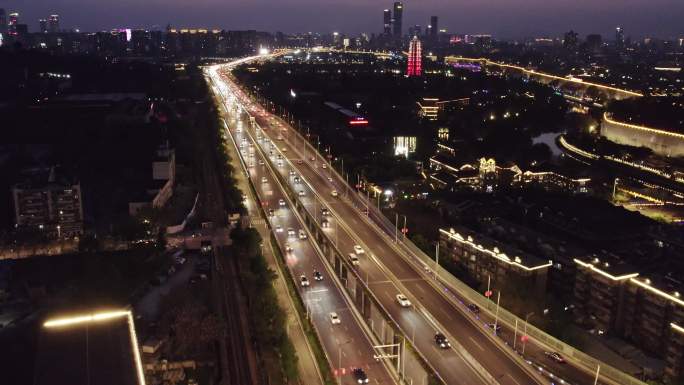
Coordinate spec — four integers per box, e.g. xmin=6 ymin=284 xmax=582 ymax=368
xmin=407 ymin=36 xmax=422 ymax=76
xmin=409 ymin=25 xmax=421 ymax=37
xmin=392 ymin=2 xmax=403 ymax=37
xmin=8 ymin=12 xmax=18 ymax=35
xmin=429 ymin=16 xmax=438 ymax=39
xmin=615 ymin=26 xmax=624 ymax=49
xmin=48 ymin=14 xmax=59 ymax=33
xmin=586 ymin=34 xmax=602 ymax=52
xmin=0 ymin=9 xmax=6 ymax=35
xmin=383 ymin=9 xmax=392 ymax=35
xmin=39 ymin=19 xmax=48 ymax=33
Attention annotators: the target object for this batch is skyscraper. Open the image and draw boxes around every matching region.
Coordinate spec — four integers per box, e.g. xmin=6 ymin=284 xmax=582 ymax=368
xmin=8 ymin=12 xmax=19 ymax=36
xmin=0 ymin=9 xmax=7 ymax=35
xmin=48 ymin=14 xmax=59 ymax=33
xmin=429 ymin=16 xmax=438 ymax=39
xmin=392 ymin=2 xmax=403 ymax=37
xmin=39 ymin=19 xmax=48 ymax=33
xmin=615 ymin=26 xmax=625 ymax=49
xmin=383 ymin=9 xmax=392 ymax=35
xmin=407 ymin=36 xmax=422 ymax=76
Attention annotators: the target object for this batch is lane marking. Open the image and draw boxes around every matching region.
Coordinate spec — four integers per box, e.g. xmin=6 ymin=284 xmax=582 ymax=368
xmin=469 ymin=336 xmax=485 ymax=351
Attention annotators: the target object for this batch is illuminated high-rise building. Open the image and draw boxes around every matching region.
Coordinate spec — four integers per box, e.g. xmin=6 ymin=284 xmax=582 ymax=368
xmin=392 ymin=2 xmax=403 ymax=37
xmin=48 ymin=14 xmax=59 ymax=33
xmin=615 ymin=26 xmax=625 ymax=49
xmin=383 ymin=9 xmax=392 ymax=35
xmin=407 ymin=36 xmax=422 ymax=76
xmin=429 ymin=16 xmax=438 ymax=39
xmin=39 ymin=19 xmax=48 ymax=33
xmin=8 ymin=12 xmax=19 ymax=36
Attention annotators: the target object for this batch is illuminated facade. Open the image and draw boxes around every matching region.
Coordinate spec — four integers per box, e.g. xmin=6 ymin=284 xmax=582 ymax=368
xmin=573 ymin=256 xmax=684 ymax=383
xmin=8 ymin=12 xmax=18 ymax=36
xmin=393 ymin=136 xmax=416 ymax=158
xmin=392 ymin=2 xmax=403 ymax=37
xmin=416 ymin=97 xmax=438 ymax=119
xmin=48 ymin=14 xmax=59 ymax=33
xmin=439 ymin=228 xmax=551 ymax=297
xmin=383 ymin=9 xmax=392 ymax=35
xmin=407 ymin=36 xmax=422 ymax=76
xmin=601 ymin=113 xmax=684 ymax=157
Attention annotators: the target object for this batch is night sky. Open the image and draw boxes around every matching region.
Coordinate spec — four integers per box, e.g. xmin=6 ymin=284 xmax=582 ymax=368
xmin=2 ymin=0 xmax=683 ymax=39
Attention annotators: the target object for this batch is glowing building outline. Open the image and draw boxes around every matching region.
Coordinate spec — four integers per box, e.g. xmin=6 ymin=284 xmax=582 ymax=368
xmin=407 ymin=36 xmax=422 ymax=77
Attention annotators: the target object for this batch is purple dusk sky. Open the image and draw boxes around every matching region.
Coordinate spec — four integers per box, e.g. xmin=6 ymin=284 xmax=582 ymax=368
xmin=2 ymin=0 xmax=683 ymax=39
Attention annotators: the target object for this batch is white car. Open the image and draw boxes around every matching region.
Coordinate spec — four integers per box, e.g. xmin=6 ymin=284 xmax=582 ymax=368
xmin=287 ymin=228 xmax=296 ymax=237
xmin=349 ymin=253 xmax=360 ymax=266
xmin=329 ymin=312 xmax=341 ymax=325
xmin=353 ymin=245 xmax=365 ymax=255
xmin=278 ymin=199 xmax=286 ymax=207
xmin=289 ymin=170 xmax=296 ymax=176
xmin=300 ymin=275 xmax=310 ymax=287
xmin=261 ymin=177 xmax=268 ymax=184
xmin=322 ymin=164 xmax=327 ymax=169
xmin=396 ymin=294 xmax=411 ymax=307
xmin=298 ymin=190 xmax=305 ymax=197
xmin=275 ymin=225 xmax=283 ymax=233
xmin=285 ymin=243 xmax=293 ymax=253
xmin=298 ymin=229 xmax=307 ymax=240
xmin=331 ymin=190 xmax=338 ymax=197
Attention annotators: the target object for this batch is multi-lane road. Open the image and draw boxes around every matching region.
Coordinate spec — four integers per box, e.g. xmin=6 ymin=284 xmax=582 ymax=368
xmin=208 ymin=55 xmax=611 ymax=385
xmin=208 ymin=63 xmax=397 ymax=385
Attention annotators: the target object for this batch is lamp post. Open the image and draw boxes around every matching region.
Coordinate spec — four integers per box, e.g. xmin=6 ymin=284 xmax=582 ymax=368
xmin=522 ymin=312 xmax=534 ymax=355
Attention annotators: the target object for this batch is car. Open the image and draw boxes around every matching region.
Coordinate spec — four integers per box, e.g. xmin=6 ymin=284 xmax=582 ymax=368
xmin=467 ymin=304 xmax=480 ymax=313
xmin=278 ymin=199 xmax=286 ymax=207
xmin=313 ymin=270 xmax=323 ymax=281
xmin=268 ymin=208 xmax=275 ymax=217
xmin=396 ymin=294 xmax=411 ymax=307
xmin=277 ymin=160 xmax=283 ymax=167
xmin=261 ymin=177 xmax=268 ymax=184
xmin=289 ymin=170 xmax=296 ymax=176
xmin=241 ymin=194 xmax=248 ymax=202
xmin=352 ymin=368 xmax=369 ymax=384
xmin=349 ymin=253 xmax=360 ymax=266
xmin=300 ymin=275 xmax=310 ymax=287
xmin=285 ymin=243 xmax=293 ymax=253
xmin=309 ymin=156 xmax=315 ymax=161
xmin=296 ymin=160 xmax=303 ymax=164
xmin=329 ymin=312 xmax=341 ymax=325
xmin=327 ymin=177 xmax=333 ymax=182
xmin=486 ymin=323 xmax=502 ymax=333
xmin=259 ymin=159 xmax=264 ymax=165
xmin=298 ymin=229 xmax=307 ymax=240
xmin=174 ymin=255 xmax=186 ymax=265
xmin=293 ymin=176 xmax=301 ymax=184
xmin=298 ymin=190 xmax=305 ymax=197
xmin=287 ymin=228 xmax=296 ymax=237
xmin=321 ymin=208 xmax=330 ymax=216
xmin=331 ymin=190 xmax=338 ymax=197
xmin=277 ymin=154 xmax=282 ymax=160
xmin=545 ymin=351 xmax=565 ymax=363
xmin=281 ymin=147 xmax=287 ymax=152
xmin=353 ymin=245 xmax=365 ymax=255
xmin=275 ymin=225 xmax=283 ymax=233
xmin=321 ymin=219 xmax=330 ymax=228
xmin=434 ymin=332 xmax=451 ymax=349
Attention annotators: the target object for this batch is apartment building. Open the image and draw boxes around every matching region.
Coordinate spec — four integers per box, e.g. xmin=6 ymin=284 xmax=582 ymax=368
xmin=12 ymin=167 xmax=84 ymax=238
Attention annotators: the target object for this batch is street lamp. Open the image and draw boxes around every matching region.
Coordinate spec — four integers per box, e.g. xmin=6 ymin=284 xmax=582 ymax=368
xmin=522 ymin=312 xmax=534 ymax=355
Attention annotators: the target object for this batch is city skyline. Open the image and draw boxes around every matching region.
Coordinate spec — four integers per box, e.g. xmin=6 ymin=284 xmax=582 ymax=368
xmin=2 ymin=0 xmax=683 ymax=39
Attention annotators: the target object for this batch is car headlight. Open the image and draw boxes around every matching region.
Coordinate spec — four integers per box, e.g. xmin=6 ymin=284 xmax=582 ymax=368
xmin=358 ymin=380 xmax=363 ymax=384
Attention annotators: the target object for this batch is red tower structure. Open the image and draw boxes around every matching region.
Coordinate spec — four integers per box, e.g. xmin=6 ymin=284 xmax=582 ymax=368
xmin=407 ymin=36 xmax=422 ymax=76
